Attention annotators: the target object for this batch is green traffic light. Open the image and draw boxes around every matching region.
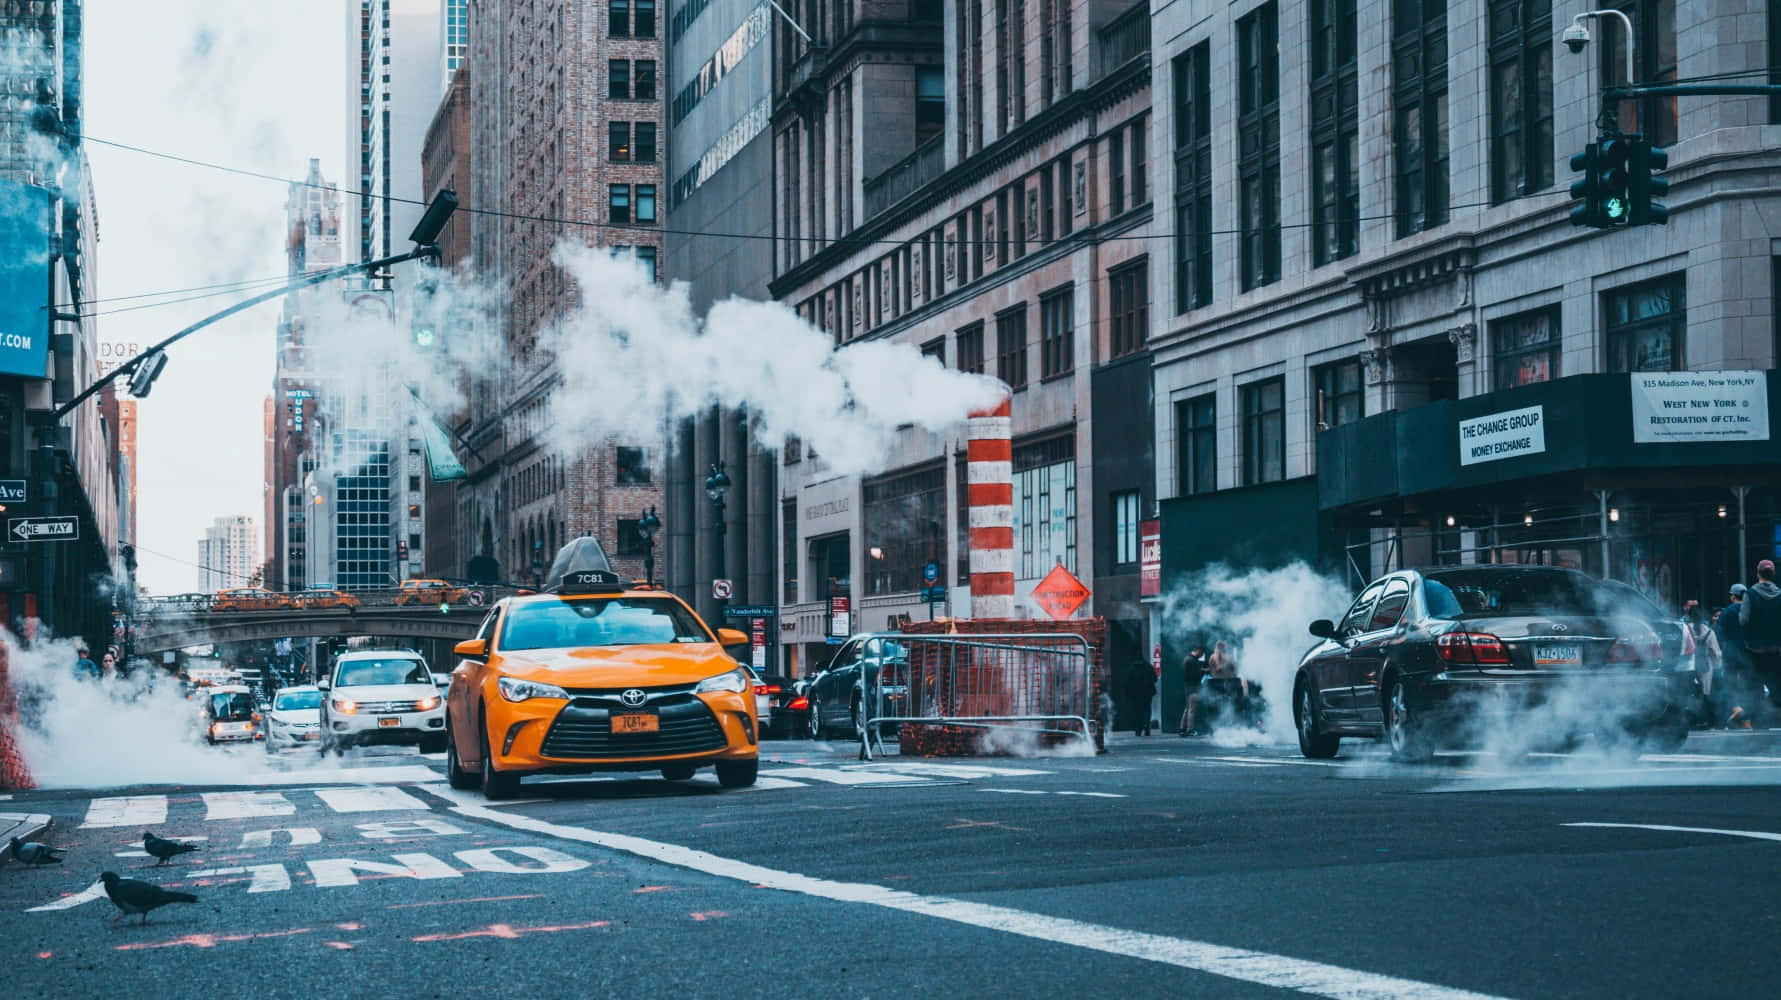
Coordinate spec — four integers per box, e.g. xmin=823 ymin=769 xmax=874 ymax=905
xmin=1605 ymin=196 xmax=1627 ymax=221
xmin=414 ymin=326 xmax=436 ymax=348
xmin=440 ymin=603 xmax=450 ymax=614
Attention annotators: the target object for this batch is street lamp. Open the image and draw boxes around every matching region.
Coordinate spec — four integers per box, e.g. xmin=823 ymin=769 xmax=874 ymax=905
xmin=530 ymin=539 xmax=545 ymax=588
xmin=637 ymin=506 xmax=661 ymax=588
xmin=705 ymin=462 xmax=731 ymax=587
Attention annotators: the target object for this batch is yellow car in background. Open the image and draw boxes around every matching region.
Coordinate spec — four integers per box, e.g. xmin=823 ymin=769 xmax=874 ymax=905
xmin=296 ymin=588 xmax=361 ymax=610
xmin=214 ymin=587 xmax=294 ymax=612
xmin=443 ymin=537 xmax=757 ymax=799
xmin=395 ymin=578 xmax=469 ymax=606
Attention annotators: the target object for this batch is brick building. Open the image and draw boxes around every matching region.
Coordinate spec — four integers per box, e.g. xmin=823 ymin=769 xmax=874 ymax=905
xmin=465 ymin=0 xmax=666 ymax=585
xmin=768 ymin=0 xmax=1158 ymax=675
xmin=421 ymin=63 xmax=472 ymax=580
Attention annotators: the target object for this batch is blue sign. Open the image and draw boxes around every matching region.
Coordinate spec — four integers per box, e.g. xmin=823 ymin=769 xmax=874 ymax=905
xmin=923 ymin=561 xmax=939 ymax=584
xmin=0 ymin=181 xmax=52 ymax=379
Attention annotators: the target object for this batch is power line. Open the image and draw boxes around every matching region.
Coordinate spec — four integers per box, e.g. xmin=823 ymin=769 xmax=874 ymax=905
xmin=133 ymin=542 xmax=260 ymax=586
xmin=75 ymin=276 xmax=305 ymax=320
xmin=54 ymin=271 xmax=300 ymax=310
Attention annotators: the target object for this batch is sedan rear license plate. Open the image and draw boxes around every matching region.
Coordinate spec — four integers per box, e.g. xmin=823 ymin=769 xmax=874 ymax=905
xmin=378 ymin=716 xmax=401 ymax=728
xmin=612 ymin=713 xmax=659 ymax=734
xmin=1535 ymin=644 xmax=1581 ymax=665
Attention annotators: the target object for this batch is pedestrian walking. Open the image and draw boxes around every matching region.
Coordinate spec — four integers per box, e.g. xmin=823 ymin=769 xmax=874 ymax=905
xmin=1125 ymin=660 xmax=1157 ymax=736
xmin=1178 ymin=645 xmax=1208 ymax=735
xmin=1740 ymin=560 xmax=1781 ymax=714
xmin=1185 ymin=641 xmax=1244 ymax=737
xmin=1684 ymin=601 xmax=1723 ymax=726
xmin=73 ymin=643 xmax=99 ymax=681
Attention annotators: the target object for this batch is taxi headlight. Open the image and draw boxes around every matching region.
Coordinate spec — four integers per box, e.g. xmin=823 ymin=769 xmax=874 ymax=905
xmin=695 ymin=667 xmax=750 ymax=695
xmin=497 ymin=676 xmax=569 ymax=703
xmin=415 ymin=694 xmax=442 ymax=711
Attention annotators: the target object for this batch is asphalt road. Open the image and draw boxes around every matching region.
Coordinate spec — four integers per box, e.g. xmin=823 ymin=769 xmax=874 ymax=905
xmin=4 ymin=730 xmax=1781 ymax=998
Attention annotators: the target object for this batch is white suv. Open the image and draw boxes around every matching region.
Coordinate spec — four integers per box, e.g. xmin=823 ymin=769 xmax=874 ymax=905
xmin=317 ymin=651 xmax=447 ymax=753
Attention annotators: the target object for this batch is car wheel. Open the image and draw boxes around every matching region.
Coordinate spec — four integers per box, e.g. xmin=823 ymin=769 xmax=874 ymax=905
xmin=715 ymin=759 xmax=758 ymax=788
xmin=445 ymin=720 xmax=479 ymax=789
xmin=1295 ymin=682 xmax=1340 ymax=759
xmin=480 ymin=716 xmax=519 ymax=800
xmin=807 ymin=700 xmax=824 ymax=740
xmin=1384 ymin=677 xmax=1433 ymax=763
xmin=661 ymin=763 xmax=697 ymax=781
xmin=850 ymin=696 xmax=863 ymax=735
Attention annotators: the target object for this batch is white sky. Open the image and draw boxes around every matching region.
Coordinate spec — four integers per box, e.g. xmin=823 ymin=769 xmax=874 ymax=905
xmin=84 ymin=3 xmax=345 ymax=593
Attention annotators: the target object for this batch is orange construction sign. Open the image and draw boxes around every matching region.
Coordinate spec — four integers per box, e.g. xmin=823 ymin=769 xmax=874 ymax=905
xmin=1030 ymin=563 xmax=1091 ymax=619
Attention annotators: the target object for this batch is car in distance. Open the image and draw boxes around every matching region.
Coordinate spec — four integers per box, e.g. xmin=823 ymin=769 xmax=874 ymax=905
xmin=213 ymin=587 xmax=294 ymax=612
xmin=394 ymin=578 xmax=469 ymax=606
xmin=443 ymin=536 xmax=759 ymax=799
xmin=264 ymin=685 xmax=323 ymax=749
xmin=201 ymin=684 xmax=263 ymax=744
xmin=1293 ymin=565 xmax=1691 ymax=762
xmin=295 ymin=587 xmax=361 ymax=610
xmin=804 ymin=635 xmax=909 ymax=740
xmin=317 ymin=651 xmax=447 ymax=753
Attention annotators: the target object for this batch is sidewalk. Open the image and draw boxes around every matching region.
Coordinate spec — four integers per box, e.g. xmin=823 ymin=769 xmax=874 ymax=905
xmin=0 ymin=810 xmax=54 ymax=870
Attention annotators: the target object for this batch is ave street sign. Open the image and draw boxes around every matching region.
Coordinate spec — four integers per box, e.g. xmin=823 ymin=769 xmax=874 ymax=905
xmin=0 ymin=480 xmax=26 ymax=503
xmin=9 ymin=516 xmax=78 ymax=543
xmin=723 ymin=605 xmax=778 ymax=618
xmin=922 ymin=561 xmax=939 ymax=584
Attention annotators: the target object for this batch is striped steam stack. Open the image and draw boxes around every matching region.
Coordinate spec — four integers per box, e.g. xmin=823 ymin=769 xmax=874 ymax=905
xmin=966 ymin=394 xmax=1015 ymax=619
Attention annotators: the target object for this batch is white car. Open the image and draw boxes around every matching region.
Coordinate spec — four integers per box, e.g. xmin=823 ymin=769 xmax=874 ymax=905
xmin=317 ymin=651 xmax=447 ymax=753
xmin=747 ymin=667 xmax=774 ymax=732
xmin=264 ymin=685 xmax=324 ymax=750
xmin=202 ymin=685 xmax=262 ymax=745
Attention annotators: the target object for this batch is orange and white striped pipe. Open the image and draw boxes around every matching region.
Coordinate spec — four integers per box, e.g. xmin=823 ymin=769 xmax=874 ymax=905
xmin=967 ymin=393 xmax=1014 ymax=619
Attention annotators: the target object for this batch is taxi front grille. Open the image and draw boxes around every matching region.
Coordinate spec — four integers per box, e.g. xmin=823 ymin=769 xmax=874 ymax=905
xmin=540 ymin=698 xmax=727 ymax=759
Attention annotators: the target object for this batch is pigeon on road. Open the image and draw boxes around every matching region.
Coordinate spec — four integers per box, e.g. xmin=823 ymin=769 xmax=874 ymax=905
xmin=141 ymin=831 xmax=200 ymax=865
xmin=9 ymin=837 xmax=66 ymax=865
xmin=100 ymin=871 xmax=198 ymax=924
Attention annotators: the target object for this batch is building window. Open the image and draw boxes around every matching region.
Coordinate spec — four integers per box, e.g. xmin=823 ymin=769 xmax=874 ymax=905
xmin=1109 ymin=129 xmax=1126 ymax=215
xmin=1603 ymin=0 xmax=1676 ymax=146
xmin=1057 ymin=156 xmax=1073 ymax=236
xmin=863 ymin=466 xmax=945 ymax=595
xmin=957 ymin=322 xmax=985 ymax=374
xmin=1173 ymin=43 xmax=1212 ymax=312
xmin=996 ymin=306 xmax=1029 ymax=390
xmin=608 ymin=185 xmax=630 ymax=223
xmin=1489 ymin=0 xmax=1554 ymax=203
xmin=635 ymin=122 xmax=656 ymax=163
xmin=616 ymin=446 xmax=651 ymax=484
xmin=635 ymin=60 xmax=657 ymax=100
xmin=920 ymin=337 xmax=945 ymax=365
xmin=615 ymin=518 xmax=649 ymax=557
xmin=1491 ymin=307 xmax=1560 ymax=388
xmin=916 ymin=67 xmax=945 ymax=144
xmin=1241 ymin=377 xmax=1286 ymax=486
xmin=1176 ymin=394 xmax=1215 ymax=496
xmin=1395 ymin=0 xmax=1450 ymax=237
xmin=611 ymin=0 xmax=631 ymax=37
xmin=1605 ymin=274 xmax=1685 ymax=372
xmin=1108 ymin=259 xmax=1148 ymax=358
xmin=1772 ymin=2 xmax=1781 ymax=125
xmin=1309 ymin=0 xmax=1359 ymax=265
xmin=1313 ymin=359 xmax=1365 ymax=430
xmin=633 ymin=246 xmax=658 ymax=282
xmin=1130 ymin=119 xmax=1147 ymax=206
xmin=1112 ymin=490 xmax=1141 ymax=567
xmin=1040 ymin=287 xmax=1073 ymax=379
xmin=782 ymin=500 xmax=798 ymax=603
xmin=636 ymin=184 xmax=657 ymax=223
xmin=609 ymin=60 xmax=630 ymax=99
xmin=635 ymin=0 xmax=656 ymax=36
xmin=995 ymin=0 xmax=1011 ymax=134
xmin=1238 ymin=3 xmax=1281 ymax=290
xmin=1013 ymin=435 xmax=1076 ymax=578
xmin=609 ymin=122 xmax=632 ymax=161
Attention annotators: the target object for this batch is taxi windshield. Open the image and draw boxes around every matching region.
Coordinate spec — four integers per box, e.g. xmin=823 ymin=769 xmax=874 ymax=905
xmin=334 ymin=659 xmax=431 ymax=687
xmin=210 ymin=692 xmax=255 ymax=721
xmin=275 ymin=690 xmax=322 ymax=711
xmin=499 ymin=597 xmax=711 ymax=651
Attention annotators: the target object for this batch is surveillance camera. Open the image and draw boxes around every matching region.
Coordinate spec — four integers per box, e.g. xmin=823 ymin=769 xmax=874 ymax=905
xmin=1562 ymin=22 xmax=1590 ymax=54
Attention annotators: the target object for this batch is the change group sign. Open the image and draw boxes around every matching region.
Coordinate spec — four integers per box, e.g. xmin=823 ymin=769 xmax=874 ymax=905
xmin=1458 ymin=405 xmax=1546 ymax=466
xmin=1630 ymin=371 xmax=1770 ymax=443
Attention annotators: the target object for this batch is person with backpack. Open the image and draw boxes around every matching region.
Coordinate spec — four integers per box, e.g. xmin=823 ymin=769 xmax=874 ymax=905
xmin=1739 ymin=561 xmax=1781 ymax=712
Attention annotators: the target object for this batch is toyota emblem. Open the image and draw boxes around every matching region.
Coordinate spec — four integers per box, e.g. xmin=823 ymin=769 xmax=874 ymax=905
xmin=620 ymin=688 xmax=647 ymax=707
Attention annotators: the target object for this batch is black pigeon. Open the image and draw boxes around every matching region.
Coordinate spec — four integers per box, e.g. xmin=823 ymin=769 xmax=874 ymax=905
xmin=141 ymin=831 xmax=199 ymax=865
xmin=9 ymin=837 xmax=66 ymax=865
xmin=100 ymin=871 xmax=198 ymax=924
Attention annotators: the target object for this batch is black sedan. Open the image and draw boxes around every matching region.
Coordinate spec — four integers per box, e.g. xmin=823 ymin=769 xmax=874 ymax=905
xmin=1293 ymin=565 xmax=1691 ymax=761
xmin=805 ymin=635 xmax=909 ymax=740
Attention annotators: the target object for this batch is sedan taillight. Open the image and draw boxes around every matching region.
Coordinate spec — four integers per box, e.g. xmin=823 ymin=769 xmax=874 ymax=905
xmin=1607 ymin=627 xmax=1663 ymax=664
xmin=787 ymin=696 xmax=809 ymax=711
xmin=753 ymin=684 xmax=781 ymax=696
xmin=1436 ymin=631 xmax=1511 ymax=666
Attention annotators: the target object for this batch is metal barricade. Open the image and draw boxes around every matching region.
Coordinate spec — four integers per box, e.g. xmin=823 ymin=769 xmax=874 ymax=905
xmin=857 ymin=632 xmax=1094 ymax=760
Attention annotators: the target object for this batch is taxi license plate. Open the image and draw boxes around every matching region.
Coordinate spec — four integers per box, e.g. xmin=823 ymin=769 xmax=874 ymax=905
xmin=301 ymin=732 xmax=317 ymax=740
xmin=378 ymin=716 xmax=402 ymax=728
xmin=1535 ymin=644 xmax=1581 ymax=665
xmin=612 ymin=713 xmax=659 ymax=734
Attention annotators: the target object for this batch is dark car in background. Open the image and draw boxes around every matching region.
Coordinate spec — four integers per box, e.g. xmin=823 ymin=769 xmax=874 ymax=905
xmin=805 ymin=635 xmax=909 ymax=740
xmin=1293 ymin=566 xmax=1692 ymax=761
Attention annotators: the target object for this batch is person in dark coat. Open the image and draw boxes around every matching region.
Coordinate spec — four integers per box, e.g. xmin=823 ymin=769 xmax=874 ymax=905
xmin=1125 ymin=661 xmax=1158 ymax=736
xmin=1741 ymin=561 xmax=1781 ymax=711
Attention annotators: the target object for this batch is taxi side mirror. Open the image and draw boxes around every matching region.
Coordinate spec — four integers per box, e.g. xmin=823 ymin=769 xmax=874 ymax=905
xmin=454 ymin=638 xmax=488 ymax=661
xmin=715 ymin=628 xmax=748 ymax=646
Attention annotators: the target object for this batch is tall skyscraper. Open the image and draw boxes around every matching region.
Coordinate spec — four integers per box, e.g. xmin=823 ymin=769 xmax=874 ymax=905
xmin=345 ymin=0 xmax=447 ymax=274
xmin=197 ymin=516 xmax=260 ymax=593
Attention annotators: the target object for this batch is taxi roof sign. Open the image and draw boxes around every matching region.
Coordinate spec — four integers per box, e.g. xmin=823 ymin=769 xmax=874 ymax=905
xmin=546 ymin=535 xmax=614 ymax=581
xmin=558 ymin=569 xmax=626 ymax=594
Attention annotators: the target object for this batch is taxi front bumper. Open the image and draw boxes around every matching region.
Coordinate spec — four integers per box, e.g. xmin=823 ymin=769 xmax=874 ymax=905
xmin=488 ymin=689 xmax=757 ymax=773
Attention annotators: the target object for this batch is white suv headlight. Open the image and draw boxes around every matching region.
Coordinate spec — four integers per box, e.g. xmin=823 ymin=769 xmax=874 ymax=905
xmin=695 ymin=667 xmax=750 ymax=695
xmin=497 ymin=676 xmax=569 ymax=703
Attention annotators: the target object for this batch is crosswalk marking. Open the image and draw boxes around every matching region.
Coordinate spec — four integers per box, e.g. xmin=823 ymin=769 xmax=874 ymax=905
xmin=313 ymin=786 xmax=430 ymax=813
xmin=82 ymin=795 xmax=168 ymax=828
xmin=766 ymin=766 xmax=940 ymax=786
xmin=203 ymin=791 xmax=297 ymax=821
xmin=843 ymin=761 xmax=1052 ymax=780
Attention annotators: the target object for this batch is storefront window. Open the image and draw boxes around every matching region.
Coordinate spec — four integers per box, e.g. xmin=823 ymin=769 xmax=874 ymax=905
xmin=863 ymin=466 xmax=945 ymax=595
xmin=1492 ymin=306 xmax=1560 ymax=388
xmin=1013 ymin=436 xmax=1076 ymax=579
xmin=1605 ymin=274 xmax=1685 ymax=372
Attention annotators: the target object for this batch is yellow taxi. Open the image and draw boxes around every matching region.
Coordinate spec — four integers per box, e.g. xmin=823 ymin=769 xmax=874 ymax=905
xmin=443 ymin=537 xmax=757 ymax=799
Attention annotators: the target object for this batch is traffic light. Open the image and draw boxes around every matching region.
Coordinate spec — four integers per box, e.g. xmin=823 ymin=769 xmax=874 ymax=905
xmin=1596 ymin=137 xmax=1631 ymax=227
xmin=1569 ymin=142 xmax=1601 ymax=228
xmin=128 ymin=351 xmax=169 ymax=398
xmin=1629 ymin=140 xmax=1670 ymax=226
xmin=412 ymin=319 xmax=437 ymax=348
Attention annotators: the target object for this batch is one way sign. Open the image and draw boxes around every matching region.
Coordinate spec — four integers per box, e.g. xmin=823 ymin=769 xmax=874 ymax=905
xmin=9 ymin=516 xmax=78 ymax=542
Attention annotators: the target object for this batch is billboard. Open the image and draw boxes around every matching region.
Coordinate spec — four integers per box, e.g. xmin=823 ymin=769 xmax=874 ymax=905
xmin=0 ymin=180 xmax=53 ymax=378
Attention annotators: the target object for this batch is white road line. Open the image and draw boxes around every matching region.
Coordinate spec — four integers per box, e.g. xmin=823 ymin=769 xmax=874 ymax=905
xmin=252 ymin=765 xmax=444 ymax=786
xmin=845 ymin=762 xmax=1052 ymax=779
xmin=413 ymin=784 xmax=547 ymax=808
xmin=452 ymin=804 xmax=1507 ymax=1000
xmin=766 ymin=767 xmax=938 ymax=786
xmin=81 ymin=795 xmax=167 ymax=829
xmin=202 ymin=791 xmax=296 ymax=821
xmin=1563 ymin=822 xmax=1781 ymax=843
xmin=981 ymin=788 xmax=1047 ymax=795
xmin=26 ymin=879 xmax=106 ymax=912
xmin=1056 ymin=790 xmax=1126 ymax=798
xmin=979 ymin=788 xmax=1129 ymax=799
xmin=313 ymin=786 xmax=430 ymax=813
xmin=738 ymin=776 xmax=808 ymax=792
